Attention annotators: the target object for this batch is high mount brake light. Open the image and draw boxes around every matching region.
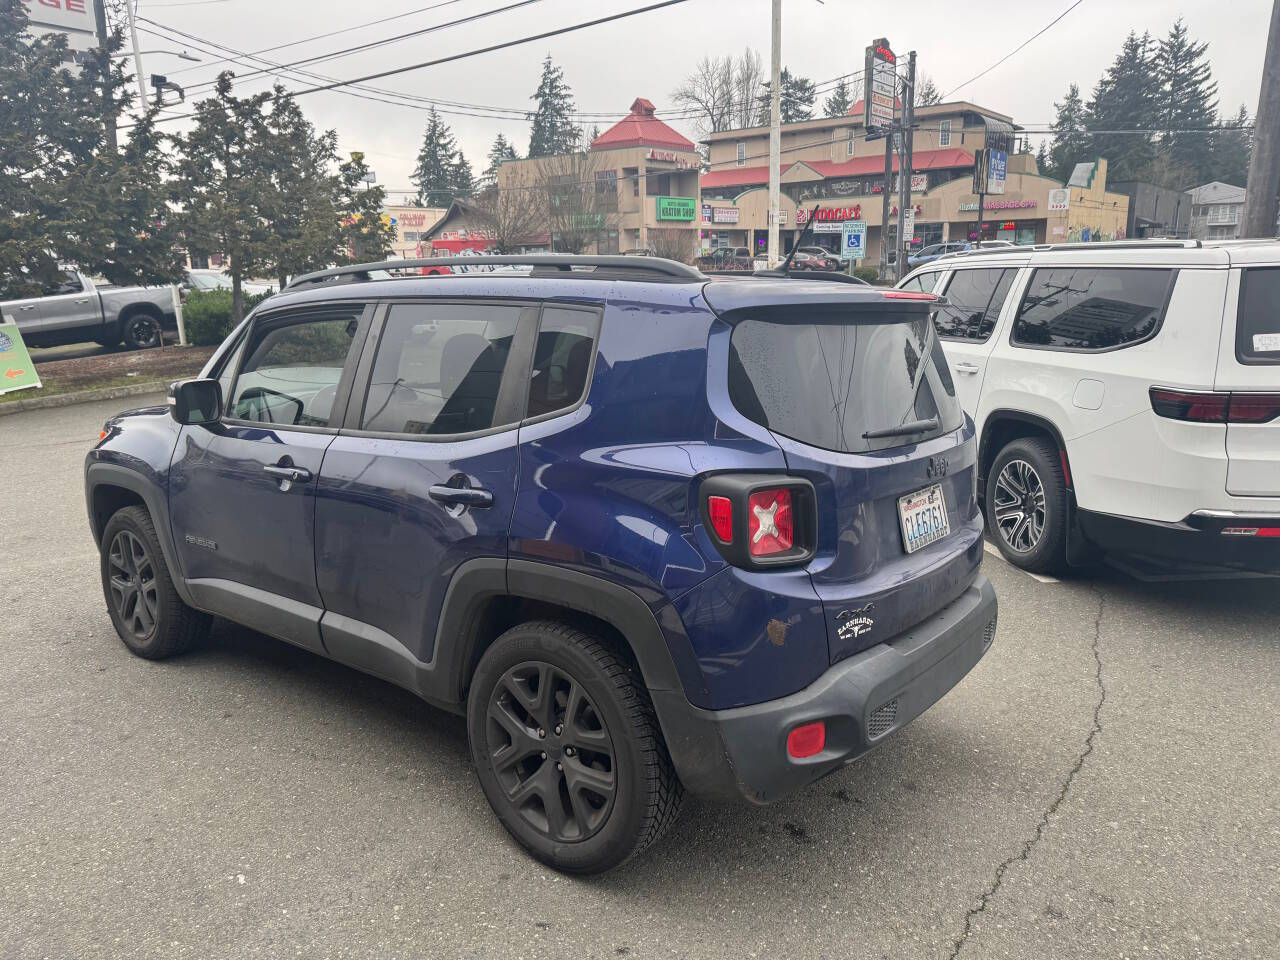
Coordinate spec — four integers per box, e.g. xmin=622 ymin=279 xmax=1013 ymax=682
xmin=881 ymin=290 xmax=938 ymax=301
xmin=1150 ymin=387 xmax=1280 ymax=424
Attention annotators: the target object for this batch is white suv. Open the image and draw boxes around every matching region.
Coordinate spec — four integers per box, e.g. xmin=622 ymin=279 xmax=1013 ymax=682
xmin=900 ymin=240 xmax=1280 ymax=577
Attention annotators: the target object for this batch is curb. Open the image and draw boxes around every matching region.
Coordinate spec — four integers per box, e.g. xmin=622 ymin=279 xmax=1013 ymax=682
xmin=0 ymin=381 xmax=168 ymax=417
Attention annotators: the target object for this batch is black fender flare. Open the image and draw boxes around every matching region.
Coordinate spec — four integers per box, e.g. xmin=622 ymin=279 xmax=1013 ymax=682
xmin=84 ymin=461 xmax=196 ymax=607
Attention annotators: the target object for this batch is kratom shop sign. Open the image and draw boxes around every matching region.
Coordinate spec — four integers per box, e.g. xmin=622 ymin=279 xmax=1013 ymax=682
xmin=656 ymin=197 xmax=697 ymax=221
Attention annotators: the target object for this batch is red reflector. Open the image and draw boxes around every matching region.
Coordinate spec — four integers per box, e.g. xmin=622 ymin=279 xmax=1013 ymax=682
xmin=1149 ymin=388 xmax=1229 ymax=423
xmin=1222 ymin=527 xmax=1280 ymax=537
xmin=787 ymin=721 xmax=826 ymax=758
xmin=707 ymin=495 xmax=733 ymax=542
xmin=1059 ymin=450 xmax=1071 ymax=488
xmin=747 ymin=487 xmax=794 ymax=556
xmin=882 ymin=290 xmax=937 ymax=300
xmin=1227 ymin=393 xmax=1280 ymax=424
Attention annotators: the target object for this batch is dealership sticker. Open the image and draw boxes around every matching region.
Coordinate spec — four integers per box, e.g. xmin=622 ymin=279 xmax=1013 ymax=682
xmin=1253 ymin=333 xmax=1280 ymax=352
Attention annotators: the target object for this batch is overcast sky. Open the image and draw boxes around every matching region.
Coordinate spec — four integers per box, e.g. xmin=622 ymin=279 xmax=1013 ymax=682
xmin=131 ymin=0 xmax=1273 ymax=201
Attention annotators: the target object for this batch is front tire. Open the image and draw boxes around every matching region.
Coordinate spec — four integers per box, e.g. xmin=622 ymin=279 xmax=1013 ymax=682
xmin=100 ymin=506 xmax=211 ymax=659
xmin=467 ymin=621 xmax=684 ymax=874
xmin=122 ymin=312 xmax=162 ymax=350
xmin=986 ymin=436 xmax=1068 ymax=574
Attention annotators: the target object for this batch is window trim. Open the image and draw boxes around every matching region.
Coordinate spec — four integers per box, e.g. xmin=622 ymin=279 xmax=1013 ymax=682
xmin=936 ymin=267 xmax=1015 ymax=344
xmin=520 ymin=302 xmax=604 ymax=428
xmin=338 ymin=297 xmax=542 ymax=442
xmin=1007 ymin=267 xmax=1178 ymax=354
xmin=939 ymin=119 xmax=951 ymax=148
xmin=221 ymin=302 xmax=374 ymax=435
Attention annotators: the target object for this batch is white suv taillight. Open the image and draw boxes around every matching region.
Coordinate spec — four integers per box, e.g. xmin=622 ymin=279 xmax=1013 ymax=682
xmin=1149 ymin=387 xmax=1280 ymax=424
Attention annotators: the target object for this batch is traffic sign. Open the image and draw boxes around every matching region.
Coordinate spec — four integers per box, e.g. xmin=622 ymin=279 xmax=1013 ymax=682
xmin=0 ymin=322 xmax=41 ymax=396
xmin=841 ymin=220 xmax=867 ymax=261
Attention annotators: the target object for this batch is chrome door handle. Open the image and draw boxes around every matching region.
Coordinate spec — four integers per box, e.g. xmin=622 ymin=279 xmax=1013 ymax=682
xmin=954 ymin=361 xmax=980 ymax=375
xmin=75 ymin=299 xmax=91 ymax=304
xmin=18 ymin=305 xmax=35 ymax=311
xmin=428 ymin=484 xmax=494 ymax=507
xmin=263 ymin=464 xmax=312 ymax=483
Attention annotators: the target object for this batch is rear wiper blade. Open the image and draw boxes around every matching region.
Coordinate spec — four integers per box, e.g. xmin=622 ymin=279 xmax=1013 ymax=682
xmin=862 ymin=418 xmax=938 ymax=440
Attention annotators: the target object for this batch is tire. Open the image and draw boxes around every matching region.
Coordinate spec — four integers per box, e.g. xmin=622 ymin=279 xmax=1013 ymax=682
xmin=100 ymin=506 xmax=211 ymax=659
xmin=985 ymin=436 xmax=1068 ymax=574
xmin=121 ymin=311 xmax=162 ymax=350
xmin=467 ymin=620 xmax=684 ymax=874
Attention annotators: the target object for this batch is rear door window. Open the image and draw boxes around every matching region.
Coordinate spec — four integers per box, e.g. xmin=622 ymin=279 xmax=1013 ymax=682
xmin=1236 ymin=267 xmax=1280 ymax=364
xmin=526 ymin=305 xmax=601 ymax=419
xmin=728 ymin=310 xmax=964 ymax=453
xmin=1011 ymin=267 xmax=1174 ymax=350
xmin=899 ymin=272 xmax=940 ymax=294
xmin=936 ymin=268 xmax=1015 ymax=341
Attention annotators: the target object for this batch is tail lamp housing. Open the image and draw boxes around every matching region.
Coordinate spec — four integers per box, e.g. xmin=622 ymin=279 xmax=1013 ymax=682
xmin=1150 ymin=387 xmax=1280 ymax=424
xmin=700 ymin=473 xmax=816 ymax=568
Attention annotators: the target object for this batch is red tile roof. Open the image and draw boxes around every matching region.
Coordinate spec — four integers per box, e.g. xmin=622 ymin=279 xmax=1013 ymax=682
xmin=590 ymin=98 xmax=696 ymax=152
xmin=702 ymin=148 xmax=974 ymax=189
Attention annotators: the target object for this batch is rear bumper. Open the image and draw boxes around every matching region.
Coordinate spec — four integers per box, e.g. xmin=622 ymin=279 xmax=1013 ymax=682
xmin=655 ymin=575 xmax=997 ymax=803
xmin=1078 ymin=509 xmax=1280 ymax=576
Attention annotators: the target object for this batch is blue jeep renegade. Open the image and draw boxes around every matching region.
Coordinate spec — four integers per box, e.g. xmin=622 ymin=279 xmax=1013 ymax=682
xmin=85 ymin=255 xmax=997 ymax=873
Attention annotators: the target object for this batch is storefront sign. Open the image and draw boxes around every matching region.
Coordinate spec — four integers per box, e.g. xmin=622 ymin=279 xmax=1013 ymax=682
xmin=711 ymin=206 xmax=740 ymax=224
xmin=1047 ymin=188 xmax=1070 ymax=212
xmin=958 ymin=199 xmax=1037 ymax=212
xmin=21 ymin=0 xmax=101 ymax=66
xmin=656 ymin=196 xmax=697 ymax=221
xmin=864 ymin=39 xmax=897 ymax=132
xmin=986 ymin=149 xmax=1008 ymax=195
xmin=701 ymin=203 xmax=712 ymax=222
xmin=646 ymin=149 xmax=696 ymax=169
xmin=398 ymin=212 xmax=429 ymax=228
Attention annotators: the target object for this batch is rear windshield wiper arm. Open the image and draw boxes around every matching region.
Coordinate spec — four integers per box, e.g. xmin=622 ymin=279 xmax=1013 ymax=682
xmin=862 ymin=418 xmax=938 ymax=440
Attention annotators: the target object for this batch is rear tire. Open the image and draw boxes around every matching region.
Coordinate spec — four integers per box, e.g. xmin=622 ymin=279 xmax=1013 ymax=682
xmin=467 ymin=620 xmax=684 ymax=874
xmin=122 ymin=312 xmax=162 ymax=350
xmin=100 ymin=506 xmax=211 ymax=659
xmin=986 ymin=436 xmax=1068 ymax=574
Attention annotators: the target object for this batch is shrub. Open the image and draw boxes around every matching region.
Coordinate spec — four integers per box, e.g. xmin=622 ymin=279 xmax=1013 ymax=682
xmin=183 ymin=289 xmax=274 ymax=346
xmin=854 ymin=266 xmax=880 ymax=284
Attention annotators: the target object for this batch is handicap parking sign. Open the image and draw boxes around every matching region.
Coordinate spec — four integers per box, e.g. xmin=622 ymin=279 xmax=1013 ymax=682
xmin=841 ymin=220 xmax=867 ymax=261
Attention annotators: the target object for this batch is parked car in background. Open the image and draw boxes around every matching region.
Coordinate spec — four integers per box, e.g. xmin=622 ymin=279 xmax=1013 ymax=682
xmin=698 ymin=247 xmax=753 ymax=271
xmin=86 ymin=254 xmax=997 ymax=873
xmin=790 ymin=250 xmax=840 ymax=271
xmin=2 ymin=269 xmax=176 ymax=350
xmin=899 ymin=239 xmax=1280 ymax=578
xmin=796 ymin=245 xmax=849 ymax=270
xmin=184 ymin=269 xmax=276 ymax=299
xmin=908 ymin=240 xmax=1015 ymax=270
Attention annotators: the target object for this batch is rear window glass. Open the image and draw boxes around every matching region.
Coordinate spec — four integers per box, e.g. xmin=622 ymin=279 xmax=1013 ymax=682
xmin=1011 ymin=267 xmax=1174 ymax=350
xmin=527 ymin=306 xmax=600 ymax=419
xmin=1237 ymin=267 xmax=1280 ymax=364
xmin=728 ymin=312 xmax=964 ymax=453
xmin=936 ymin=268 xmax=1015 ymax=341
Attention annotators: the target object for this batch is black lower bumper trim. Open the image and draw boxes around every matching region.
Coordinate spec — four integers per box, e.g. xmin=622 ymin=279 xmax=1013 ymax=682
xmin=1077 ymin=509 xmax=1280 ymax=577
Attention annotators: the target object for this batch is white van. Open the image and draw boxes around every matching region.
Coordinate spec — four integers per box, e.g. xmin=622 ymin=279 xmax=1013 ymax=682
xmin=900 ymin=239 xmax=1279 ymax=577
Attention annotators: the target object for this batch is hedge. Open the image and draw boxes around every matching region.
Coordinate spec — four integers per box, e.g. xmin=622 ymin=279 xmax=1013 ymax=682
xmin=183 ymin=289 xmax=273 ymax=346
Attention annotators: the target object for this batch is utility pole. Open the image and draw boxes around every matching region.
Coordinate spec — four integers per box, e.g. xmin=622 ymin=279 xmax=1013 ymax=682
xmin=879 ymin=133 xmax=892 ymax=278
xmin=1244 ymin=0 xmax=1280 ymax=237
xmin=93 ymin=0 xmax=116 ymax=152
xmin=125 ymin=0 xmax=148 ymax=109
xmin=896 ymin=50 xmax=916 ymax=282
xmin=767 ymin=0 xmax=782 ymax=265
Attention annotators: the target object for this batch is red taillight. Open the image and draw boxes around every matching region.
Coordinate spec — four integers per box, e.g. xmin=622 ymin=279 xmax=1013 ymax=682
xmin=1221 ymin=527 xmax=1280 ymax=537
xmin=747 ymin=487 xmax=793 ymax=556
xmin=882 ymin=290 xmax=937 ymax=300
xmin=1150 ymin=388 xmax=1280 ymax=424
xmin=787 ymin=721 xmax=826 ymax=758
xmin=707 ymin=495 xmax=733 ymax=542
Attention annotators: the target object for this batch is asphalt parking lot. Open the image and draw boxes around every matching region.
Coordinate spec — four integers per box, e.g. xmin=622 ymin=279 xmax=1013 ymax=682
xmin=2 ymin=395 xmax=1277 ymax=960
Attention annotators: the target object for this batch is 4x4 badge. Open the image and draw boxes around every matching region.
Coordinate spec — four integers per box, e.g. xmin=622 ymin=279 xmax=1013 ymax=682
xmin=836 ymin=603 xmax=875 ymax=642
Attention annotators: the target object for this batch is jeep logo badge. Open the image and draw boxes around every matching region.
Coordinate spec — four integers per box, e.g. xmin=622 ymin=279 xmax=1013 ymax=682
xmin=927 ymin=456 xmax=949 ymax=478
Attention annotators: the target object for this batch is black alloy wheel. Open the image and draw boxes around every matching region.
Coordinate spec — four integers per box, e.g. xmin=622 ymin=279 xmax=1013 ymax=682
xmin=124 ymin=314 xmax=161 ymax=349
xmin=485 ymin=661 xmax=617 ymax=843
xmin=107 ymin=529 xmax=160 ymax=642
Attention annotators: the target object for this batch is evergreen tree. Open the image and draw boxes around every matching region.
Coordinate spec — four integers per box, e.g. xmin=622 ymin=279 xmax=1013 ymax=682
xmin=338 ymin=151 xmax=395 ymax=263
xmin=757 ymin=67 xmax=817 ymax=124
xmin=1048 ymin=83 xmax=1091 ymax=182
xmin=1087 ymin=32 xmax=1161 ymax=182
xmin=1035 ymin=140 xmax=1051 ymax=174
xmin=822 ymin=76 xmax=852 ymax=118
xmin=1153 ymin=18 xmax=1219 ymax=185
xmin=1211 ymin=104 xmax=1252 ymax=186
xmin=481 ymin=133 xmax=519 ymax=190
xmin=527 ymin=56 xmax=581 ymax=157
xmin=452 ymin=151 xmax=476 ymax=201
xmin=413 ymin=106 xmax=465 ymax=206
xmin=915 ymin=73 xmax=943 ymax=107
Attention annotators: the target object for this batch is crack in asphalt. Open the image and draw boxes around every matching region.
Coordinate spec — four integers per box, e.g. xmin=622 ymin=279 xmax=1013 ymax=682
xmin=947 ymin=588 xmax=1108 ymax=960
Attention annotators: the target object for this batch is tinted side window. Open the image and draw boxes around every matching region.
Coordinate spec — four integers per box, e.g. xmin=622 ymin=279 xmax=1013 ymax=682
xmin=936 ymin=268 xmax=1015 ymax=341
xmin=230 ymin=310 xmax=361 ymax=426
xmin=899 ymin=272 xmax=938 ymax=294
xmin=1237 ymin=267 xmax=1280 ymax=364
xmin=362 ymin=302 xmax=522 ymax=435
xmin=1012 ymin=268 xmax=1174 ymax=350
xmin=527 ymin=306 xmax=601 ymax=419
xmin=42 ymin=271 xmax=83 ymax=296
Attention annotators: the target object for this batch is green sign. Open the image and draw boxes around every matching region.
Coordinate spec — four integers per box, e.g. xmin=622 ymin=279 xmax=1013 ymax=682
xmin=656 ymin=196 xmax=697 ymax=221
xmin=570 ymin=212 xmax=606 ymax=230
xmin=0 ymin=322 xmax=41 ymax=396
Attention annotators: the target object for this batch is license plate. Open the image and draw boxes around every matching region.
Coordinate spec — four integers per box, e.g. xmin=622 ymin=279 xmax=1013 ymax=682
xmin=897 ymin=484 xmax=950 ymax=554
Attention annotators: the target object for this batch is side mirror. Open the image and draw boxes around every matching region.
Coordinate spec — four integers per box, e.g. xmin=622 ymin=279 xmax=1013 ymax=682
xmin=168 ymin=378 xmax=222 ymax=426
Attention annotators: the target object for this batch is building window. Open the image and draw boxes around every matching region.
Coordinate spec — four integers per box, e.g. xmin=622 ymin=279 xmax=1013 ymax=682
xmin=403 ymin=231 xmax=419 ymax=242
xmin=596 ymin=229 xmax=619 ymax=255
xmin=847 ymin=128 xmax=855 ymax=157
xmin=736 ymin=142 xmax=746 ymax=166
xmin=939 ymin=119 xmax=951 ymax=147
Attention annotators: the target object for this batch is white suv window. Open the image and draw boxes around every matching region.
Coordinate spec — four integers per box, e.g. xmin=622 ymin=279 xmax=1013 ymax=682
xmin=899 ymin=272 xmax=939 ymax=294
xmin=1237 ymin=267 xmax=1280 ymax=364
xmin=936 ymin=269 xmax=1016 ymax=342
xmin=1011 ymin=268 xmax=1175 ymax=351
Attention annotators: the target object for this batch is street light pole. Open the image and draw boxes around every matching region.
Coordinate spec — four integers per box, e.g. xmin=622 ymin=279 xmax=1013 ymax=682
xmin=767 ymin=0 xmax=781 ymax=266
xmin=125 ymin=1 xmax=147 ymax=109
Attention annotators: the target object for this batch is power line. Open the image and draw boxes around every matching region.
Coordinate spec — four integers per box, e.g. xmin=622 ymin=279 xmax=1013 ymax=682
xmin=943 ymin=0 xmax=1083 ymax=100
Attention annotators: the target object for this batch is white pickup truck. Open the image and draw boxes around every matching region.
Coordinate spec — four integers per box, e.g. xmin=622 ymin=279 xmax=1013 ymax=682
xmin=0 ymin=269 xmax=176 ymax=350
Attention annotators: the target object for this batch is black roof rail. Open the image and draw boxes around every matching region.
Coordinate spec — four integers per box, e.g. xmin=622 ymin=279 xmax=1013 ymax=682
xmin=286 ymin=255 xmax=705 ymax=290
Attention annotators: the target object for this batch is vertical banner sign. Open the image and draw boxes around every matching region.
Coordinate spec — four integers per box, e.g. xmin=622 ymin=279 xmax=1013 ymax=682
xmin=0 ymin=322 xmax=42 ymax=396
xmin=842 ymin=220 xmax=867 ymax=261
xmin=985 ymin=149 xmax=1008 ymax=195
xmin=864 ymin=39 xmax=897 ymax=134
xmin=972 ymin=149 xmax=987 ymax=195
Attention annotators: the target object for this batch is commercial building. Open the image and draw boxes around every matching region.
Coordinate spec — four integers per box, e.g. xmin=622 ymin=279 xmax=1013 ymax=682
xmin=700 ymin=101 xmax=1129 ymax=268
xmin=497 ymin=98 xmax=702 ymax=256
xmin=1187 ymin=181 xmax=1246 ymax=240
xmin=1108 ymin=181 xmax=1191 ymax=238
xmin=383 ymin=205 xmax=448 ymax=259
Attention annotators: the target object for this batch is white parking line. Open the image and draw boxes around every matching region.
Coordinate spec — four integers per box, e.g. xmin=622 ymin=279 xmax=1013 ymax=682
xmin=983 ymin=539 xmax=1061 ymax=584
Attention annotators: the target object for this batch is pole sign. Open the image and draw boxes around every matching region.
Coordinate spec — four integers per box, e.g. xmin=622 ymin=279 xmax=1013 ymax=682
xmin=864 ymin=39 xmax=897 ymax=134
xmin=20 ymin=0 xmax=103 ymax=68
xmin=985 ymin=148 xmax=1008 ymax=195
xmin=0 ymin=322 xmax=41 ymax=396
xmin=841 ymin=220 xmax=867 ymax=261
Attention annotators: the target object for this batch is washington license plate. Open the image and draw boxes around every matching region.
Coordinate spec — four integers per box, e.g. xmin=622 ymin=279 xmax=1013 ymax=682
xmin=898 ymin=484 xmax=950 ymax=554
